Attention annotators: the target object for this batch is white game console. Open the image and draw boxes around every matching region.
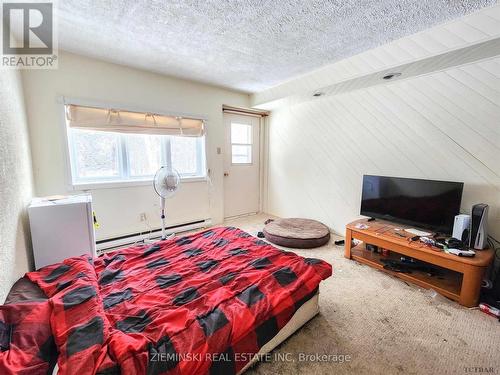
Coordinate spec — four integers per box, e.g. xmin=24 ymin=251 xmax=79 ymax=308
xmin=452 ymin=214 xmax=471 ymax=243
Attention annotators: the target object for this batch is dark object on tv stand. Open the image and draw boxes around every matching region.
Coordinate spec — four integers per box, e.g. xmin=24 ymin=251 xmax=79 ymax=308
xmin=470 ymin=204 xmax=489 ymax=249
xmin=446 ymin=238 xmax=465 ymax=250
xmin=360 ymin=175 xmax=464 ymax=235
xmin=380 ymin=258 xmax=442 ymax=276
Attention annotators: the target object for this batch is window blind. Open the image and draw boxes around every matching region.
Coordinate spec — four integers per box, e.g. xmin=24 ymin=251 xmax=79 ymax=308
xmin=65 ymin=104 xmax=205 ymax=137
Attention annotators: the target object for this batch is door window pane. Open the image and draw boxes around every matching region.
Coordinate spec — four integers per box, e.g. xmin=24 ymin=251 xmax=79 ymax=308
xmin=171 ymin=136 xmax=199 ymax=175
xmin=232 ymin=145 xmax=252 ymax=164
xmin=231 ymin=122 xmax=252 ymax=164
xmin=231 ymin=123 xmax=252 ymax=144
xmin=125 ymin=134 xmax=163 ymax=177
xmin=72 ymin=129 xmax=120 ymax=179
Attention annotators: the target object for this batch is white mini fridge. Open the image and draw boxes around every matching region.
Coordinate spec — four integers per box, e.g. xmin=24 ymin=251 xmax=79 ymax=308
xmin=29 ymin=194 xmax=97 ymax=269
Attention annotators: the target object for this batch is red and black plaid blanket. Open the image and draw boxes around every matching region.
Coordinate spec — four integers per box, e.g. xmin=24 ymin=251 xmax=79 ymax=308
xmin=22 ymin=226 xmax=332 ymax=374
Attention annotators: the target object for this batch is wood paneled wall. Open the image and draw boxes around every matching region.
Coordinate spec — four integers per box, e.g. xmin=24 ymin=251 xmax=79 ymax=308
xmin=265 ymin=57 xmax=500 ymax=238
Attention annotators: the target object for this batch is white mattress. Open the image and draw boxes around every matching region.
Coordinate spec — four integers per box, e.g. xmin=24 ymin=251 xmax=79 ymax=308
xmin=238 ymin=292 xmax=320 ymax=374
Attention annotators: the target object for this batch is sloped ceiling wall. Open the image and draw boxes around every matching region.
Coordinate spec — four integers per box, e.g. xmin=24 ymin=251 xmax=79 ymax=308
xmin=253 ymin=4 xmax=500 ymax=106
xmin=265 ymin=57 xmax=500 ymax=238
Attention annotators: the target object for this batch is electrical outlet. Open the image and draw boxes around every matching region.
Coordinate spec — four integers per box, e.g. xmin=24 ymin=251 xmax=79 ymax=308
xmin=140 ymin=213 xmax=147 ymax=222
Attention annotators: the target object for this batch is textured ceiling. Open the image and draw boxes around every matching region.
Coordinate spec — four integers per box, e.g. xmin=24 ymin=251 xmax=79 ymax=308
xmin=57 ymin=0 xmax=498 ymax=93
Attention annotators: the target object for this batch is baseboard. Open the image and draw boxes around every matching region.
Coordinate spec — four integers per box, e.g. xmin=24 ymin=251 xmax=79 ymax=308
xmin=96 ymin=219 xmax=211 ymax=252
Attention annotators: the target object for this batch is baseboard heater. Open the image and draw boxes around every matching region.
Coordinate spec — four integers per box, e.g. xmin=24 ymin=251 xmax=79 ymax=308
xmin=96 ymin=219 xmax=211 ymax=253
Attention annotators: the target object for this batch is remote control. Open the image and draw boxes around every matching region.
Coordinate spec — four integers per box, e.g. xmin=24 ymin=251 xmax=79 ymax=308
xmin=446 ymin=248 xmax=475 ymax=257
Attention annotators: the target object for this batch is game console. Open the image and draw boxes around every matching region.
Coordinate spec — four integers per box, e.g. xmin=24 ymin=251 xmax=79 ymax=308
xmin=452 ymin=214 xmax=470 ymax=243
xmin=469 ymin=204 xmax=488 ymax=250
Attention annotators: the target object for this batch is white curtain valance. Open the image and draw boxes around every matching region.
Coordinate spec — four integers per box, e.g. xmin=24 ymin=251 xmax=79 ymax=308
xmin=65 ymin=104 xmax=205 ymax=137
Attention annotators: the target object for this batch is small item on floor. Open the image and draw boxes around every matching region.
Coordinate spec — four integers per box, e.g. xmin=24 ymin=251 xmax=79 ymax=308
xmin=334 ymin=240 xmax=345 ymax=245
xmin=264 ymin=219 xmax=274 ymax=225
xmin=257 ymin=231 xmax=265 ymax=238
xmin=479 ymin=303 xmax=500 ymax=318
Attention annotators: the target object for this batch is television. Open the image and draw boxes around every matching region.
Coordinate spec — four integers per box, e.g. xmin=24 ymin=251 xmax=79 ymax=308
xmin=360 ymin=175 xmax=464 ymax=234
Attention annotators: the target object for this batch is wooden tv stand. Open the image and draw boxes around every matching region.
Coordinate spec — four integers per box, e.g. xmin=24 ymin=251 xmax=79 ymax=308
xmin=345 ymin=219 xmax=494 ymax=307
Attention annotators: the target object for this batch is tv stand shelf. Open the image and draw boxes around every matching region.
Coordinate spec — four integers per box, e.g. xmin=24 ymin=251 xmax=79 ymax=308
xmin=345 ymin=219 xmax=494 ymax=307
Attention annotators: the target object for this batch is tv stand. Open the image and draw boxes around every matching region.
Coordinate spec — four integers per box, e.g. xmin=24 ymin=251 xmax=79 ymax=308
xmin=345 ymin=219 xmax=494 ymax=307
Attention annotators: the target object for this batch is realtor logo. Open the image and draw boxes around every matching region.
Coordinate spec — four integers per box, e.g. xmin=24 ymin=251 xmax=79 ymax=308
xmin=1 ymin=1 xmax=57 ymax=68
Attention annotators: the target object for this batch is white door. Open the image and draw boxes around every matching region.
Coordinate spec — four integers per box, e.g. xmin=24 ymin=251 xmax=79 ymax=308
xmin=223 ymin=113 xmax=260 ymax=218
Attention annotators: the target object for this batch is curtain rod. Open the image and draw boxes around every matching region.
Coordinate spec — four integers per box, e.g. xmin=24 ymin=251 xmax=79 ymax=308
xmin=222 ymin=105 xmax=269 ymax=117
xmin=59 ymin=96 xmax=209 ymax=121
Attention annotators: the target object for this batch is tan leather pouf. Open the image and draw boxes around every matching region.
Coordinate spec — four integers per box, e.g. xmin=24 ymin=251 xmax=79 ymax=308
xmin=263 ymin=218 xmax=330 ymax=248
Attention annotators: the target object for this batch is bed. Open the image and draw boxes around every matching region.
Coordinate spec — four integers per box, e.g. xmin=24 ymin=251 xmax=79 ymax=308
xmin=1 ymin=226 xmax=332 ymax=374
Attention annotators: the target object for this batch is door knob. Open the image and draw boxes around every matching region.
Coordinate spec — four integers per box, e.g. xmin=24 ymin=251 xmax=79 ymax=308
xmin=224 ymin=172 xmax=229 ymax=177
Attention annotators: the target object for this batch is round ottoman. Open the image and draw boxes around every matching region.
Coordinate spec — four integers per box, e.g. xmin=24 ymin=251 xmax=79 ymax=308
xmin=263 ymin=218 xmax=330 ymax=248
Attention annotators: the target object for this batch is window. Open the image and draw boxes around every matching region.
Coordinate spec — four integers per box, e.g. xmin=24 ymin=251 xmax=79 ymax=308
xmin=72 ymin=130 xmax=121 ymax=179
xmin=231 ymin=122 xmax=252 ymax=164
xmin=67 ymin=128 xmax=206 ymax=186
xmin=126 ymin=134 xmax=163 ymax=177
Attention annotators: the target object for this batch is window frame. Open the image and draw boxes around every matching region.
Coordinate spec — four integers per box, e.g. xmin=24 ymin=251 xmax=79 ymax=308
xmin=60 ymin=98 xmax=208 ymax=190
xmin=230 ymin=121 xmax=253 ymax=165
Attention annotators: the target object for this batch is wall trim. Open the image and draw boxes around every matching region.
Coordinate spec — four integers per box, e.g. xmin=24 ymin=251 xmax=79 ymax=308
xmin=96 ymin=219 xmax=211 ymax=252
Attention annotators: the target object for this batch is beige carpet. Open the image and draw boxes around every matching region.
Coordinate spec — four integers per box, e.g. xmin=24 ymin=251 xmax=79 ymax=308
xmin=220 ymin=214 xmax=500 ymax=375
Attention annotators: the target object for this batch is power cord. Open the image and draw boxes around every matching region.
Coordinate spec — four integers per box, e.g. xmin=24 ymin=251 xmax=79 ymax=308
xmin=133 ymin=214 xmax=154 ymax=246
xmin=143 ymin=215 xmax=153 ymax=242
xmin=487 ymin=235 xmax=500 ymax=264
xmin=487 ymin=235 xmax=500 ymax=279
xmin=484 ymin=236 xmax=500 ymax=304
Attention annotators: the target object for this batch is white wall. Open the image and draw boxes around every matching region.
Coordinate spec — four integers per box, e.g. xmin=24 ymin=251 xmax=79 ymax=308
xmin=0 ymin=70 xmax=34 ymax=302
xmin=22 ymin=52 xmax=250 ymax=241
xmin=264 ymin=57 xmax=500 ymax=238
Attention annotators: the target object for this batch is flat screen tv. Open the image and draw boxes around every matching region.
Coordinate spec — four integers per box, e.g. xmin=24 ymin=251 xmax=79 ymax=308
xmin=360 ymin=175 xmax=464 ymax=234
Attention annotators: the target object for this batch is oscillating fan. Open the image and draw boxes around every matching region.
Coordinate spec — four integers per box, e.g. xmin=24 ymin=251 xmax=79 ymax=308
xmin=153 ymin=166 xmax=181 ymax=240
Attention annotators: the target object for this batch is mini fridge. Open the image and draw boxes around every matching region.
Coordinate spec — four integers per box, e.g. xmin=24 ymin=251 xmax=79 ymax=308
xmin=28 ymin=194 xmax=97 ymax=269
